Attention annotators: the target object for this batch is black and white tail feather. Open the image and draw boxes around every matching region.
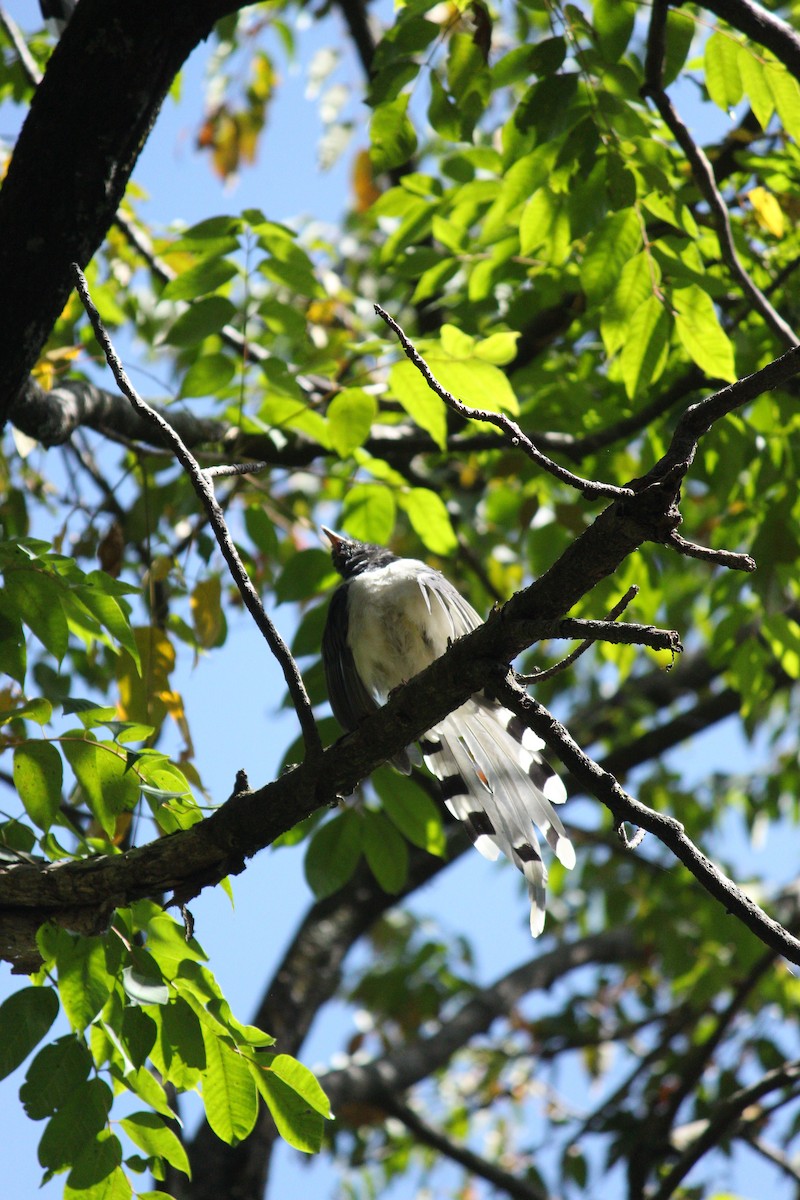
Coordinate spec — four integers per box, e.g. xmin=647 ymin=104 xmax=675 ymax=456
xmin=321 ymin=529 xmax=575 ymax=936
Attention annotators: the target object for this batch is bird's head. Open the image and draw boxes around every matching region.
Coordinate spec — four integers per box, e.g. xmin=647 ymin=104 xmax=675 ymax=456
xmin=322 ymin=527 xmax=397 ymax=579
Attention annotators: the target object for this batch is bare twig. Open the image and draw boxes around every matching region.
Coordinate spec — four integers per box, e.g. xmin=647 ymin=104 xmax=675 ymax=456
xmin=667 ymin=531 xmax=756 ymax=572
xmin=520 ymin=585 xmax=643 ymax=683
xmin=203 ymin=461 xmax=268 ymax=480
xmin=650 ymin=1060 xmax=800 ymax=1200
xmin=641 ymin=2 xmax=800 ymax=350
xmin=374 ymin=304 xmax=632 ymax=500
xmin=72 ymin=264 xmax=322 ymax=762
xmin=383 ymin=1097 xmax=548 ymax=1200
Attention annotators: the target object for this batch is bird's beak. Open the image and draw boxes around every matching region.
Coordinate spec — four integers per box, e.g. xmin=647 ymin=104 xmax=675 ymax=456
xmin=321 ymin=526 xmax=342 ymax=549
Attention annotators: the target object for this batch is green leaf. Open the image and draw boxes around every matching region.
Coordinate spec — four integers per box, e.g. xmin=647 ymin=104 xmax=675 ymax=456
xmin=13 ymin=740 xmax=63 ymax=830
xmin=705 ymin=31 xmax=743 ymax=112
xmin=0 ymin=611 xmax=26 ymax=683
xmin=120 ymin=1111 xmax=191 ymax=1178
xmin=274 ymin=549 xmax=332 ymax=605
xmin=162 ymin=256 xmax=237 ymax=301
xmin=519 ymin=187 xmax=571 ymax=263
xmin=253 ymin=1064 xmax=325 ymax=1153
xmin=164 ymin=296 xmax=237 ymax=347
xmin=400 ymin=488 xmax=457 ymax=555
xmin=38 ymin=1077 xmax=113 ymax=1170
xmin=0 ymin=986 xmax=59 ymax=1081
xmin=373 ymin=767 xmax=447 ymax=856
xmin=3 ymin=569 xmax=68 ymax=661
xmin=593 ymin=0 xmax=635 ymax=62
xmin=64 ymin=1165 xmax=132 ymax=1200
xmin=389 ymin=359 xmax=448 ymax=449
xmin=62 ymin=736 xmax=139 ymax=838
xmin=672 ymin=284 xmax=736 ymax=381
xmin=304 ymin=810 xmax=363 ymax=899
xmin=620 ymin=295 xmax=672 ymax=399
xmin=1 ymin=696 xmax=52 ymax=725
xmin=341 ymin=483 xmax=396 ymax=545
xmin=362 ymin=809 xmax=409 ymax=893
xmin=122 ymin=966 xmax=170 ymax=1007
xmin=601 ymin=252 xmax=659 ymax=356
xmin=67 ymin=1129 xmax=123 ymax=1190
xmin=737 ymin=44 xmax=774 ymax=130
xmin=270 ymin=1054 xmax=332 ymax=1117
xmin=370 ymin=95 xmax=417 ymax=173
xmin=428 ymin=72 xmax=461 ymax=142
xmin=180 ymin=352 xmax=237 ymax=399
xmin=78 ymin=574 xmax=139 ymax=663
xmin=199 ymin=1025 xmax=259 ymax=1145
xmin=21 ymin=1036 xmax=93 ymax=1119
xmin=765 ymin=56 xmax=800 ymax=141
xmin=57 ymin=935 xmax=114 ymax=1031
xmin=327 ymin=388 xmax=377 ymax=458
xmin=580 ymin=207 xmax=641 ymax=303
xmin=663 ymin=8 xmax=695 ymax=86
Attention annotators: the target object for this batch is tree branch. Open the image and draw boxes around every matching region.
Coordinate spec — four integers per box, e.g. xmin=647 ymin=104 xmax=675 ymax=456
xmin=383 ymin=1096 xmax=549 ymax=1200
xmin=649 ymin=1059 xmax=800 ymax=1200
xmin=374 ymin=304 xmax=632 ymax=500
xmin=499 ymin=685 xmax=800 ymax=964
xmin=73 ymin=265 xmax=322 ymax=763
xmin=319 ymin=930 xmax=639 ymax=1110
xmin=641 ymin=1 xmax=799 ymax=350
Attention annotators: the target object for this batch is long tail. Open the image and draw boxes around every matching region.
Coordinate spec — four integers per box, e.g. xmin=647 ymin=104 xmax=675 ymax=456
xmin=420 ymin=695 xmax=575 ymax=936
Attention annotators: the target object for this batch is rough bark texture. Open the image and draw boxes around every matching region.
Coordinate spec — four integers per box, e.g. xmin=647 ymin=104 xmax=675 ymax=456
xmin=0 ymin=0 xmax=243 ymax=421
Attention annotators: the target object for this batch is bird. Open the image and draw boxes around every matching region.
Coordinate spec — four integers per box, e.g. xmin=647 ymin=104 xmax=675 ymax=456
xmin=321 ymin=528 xmax=575 ymax=935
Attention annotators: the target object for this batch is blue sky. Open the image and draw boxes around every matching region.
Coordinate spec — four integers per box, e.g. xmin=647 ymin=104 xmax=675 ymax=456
xmin=0 ymin=3 xmax=794 ymax=1198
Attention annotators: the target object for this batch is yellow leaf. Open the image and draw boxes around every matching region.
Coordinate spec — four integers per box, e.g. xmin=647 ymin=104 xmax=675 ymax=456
xmin=748 ymin=186 xmax=784 ymax=238
xmin=116 ymin=627 xmax=175 ymax=728
xmin=190 ymin=576 xmax=225 ymax=649
xmin=352 ymin=148 xmax=381 ymax=214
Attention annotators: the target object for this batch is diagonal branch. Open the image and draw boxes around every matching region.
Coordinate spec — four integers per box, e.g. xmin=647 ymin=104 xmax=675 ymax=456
xmin=374 ymin=304 xmax=631 ymax=500
xmin=641 ymin=0 xmax=799 ymax=350
xmin=384 ymin=1096 xmax=550 ymax=1200
xmin=73 ymin=265 xmax=322 ymax=763
xmin=319 ymin=930 xmax=639 ymax=1110
xmin=499 ymin=684 xmax=800 ymax=964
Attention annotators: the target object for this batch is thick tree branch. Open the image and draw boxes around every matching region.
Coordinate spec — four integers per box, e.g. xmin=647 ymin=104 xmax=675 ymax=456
xmin=2 ymin=345 xmax=800 ymax=969
xmin=699 ymin=0 xmax=800 ymax=80
xmin=0 ymin=0 xmax=245 ymax=421
xmin=318 ymin=930 xmax=638 ymax=1110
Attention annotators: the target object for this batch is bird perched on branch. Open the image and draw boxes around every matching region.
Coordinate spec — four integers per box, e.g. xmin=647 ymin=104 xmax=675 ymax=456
xmin=321 ymin=528 xmax=575 ymax=935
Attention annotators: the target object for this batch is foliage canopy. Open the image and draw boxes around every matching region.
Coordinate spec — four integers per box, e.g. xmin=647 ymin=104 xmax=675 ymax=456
xmin=2 ymin=1 xmax=800 ymax=1198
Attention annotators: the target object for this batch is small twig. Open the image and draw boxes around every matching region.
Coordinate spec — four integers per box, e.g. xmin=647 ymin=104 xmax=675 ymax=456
xmin=618 ymin=823 xmax=647 ymax=850
xmin=667 ymin=531 xmax=756 ymax=572
xmin=649 ymin=1060 xmax=800 ymax=1200
xmin=382 ymin=1096 xmax=547 ymax=1200
xmin=72 ymin=264 xmax=322 ymax=762
xmin=203 ymin=461 xmax=268 ymax=480
xmin=520 ymin=585 xmax=649 ymax=683
xmin=641 ymin=4 xmax=800 ymax=350
xmin=0 ymin=5 xmax=41 ymax=80
xmin=374 ymin=304 xmax=632 ymax=501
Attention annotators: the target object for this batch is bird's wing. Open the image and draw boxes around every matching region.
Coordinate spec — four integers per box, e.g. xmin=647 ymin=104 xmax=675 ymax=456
xmin=417 ymin=569 xmax=483 ymax=641
xmin=322 ymin=585 xmax=379 ymax=730
xmin=322 ymin=584 xmax=415 ymax=772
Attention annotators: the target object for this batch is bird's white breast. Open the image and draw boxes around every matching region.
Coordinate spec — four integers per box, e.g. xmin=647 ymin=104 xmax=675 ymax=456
xmin=346 ymin=560 xmax=456 ymax=700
